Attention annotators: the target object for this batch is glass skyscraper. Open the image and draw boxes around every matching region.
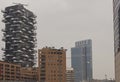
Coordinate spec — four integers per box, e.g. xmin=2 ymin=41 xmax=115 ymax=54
xmin=71 ymin=39 xmax=92 ymax=82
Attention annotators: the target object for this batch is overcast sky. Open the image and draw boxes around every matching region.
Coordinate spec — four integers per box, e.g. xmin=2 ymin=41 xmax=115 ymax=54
xmin=0 ymin=0 xmax=114 ymax=79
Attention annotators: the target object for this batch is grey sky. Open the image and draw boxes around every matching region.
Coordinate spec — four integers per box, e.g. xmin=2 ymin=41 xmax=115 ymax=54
xmin=0 ymin=0 xmax=114 ymax=79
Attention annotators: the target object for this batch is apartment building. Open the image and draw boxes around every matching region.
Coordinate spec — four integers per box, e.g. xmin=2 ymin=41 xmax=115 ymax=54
xmin=0 ymin=61 xmax=38 ymax=82
xmin=0 ymin=61 xmax=21 ymax=81
xmin=20 ymin=67 xmax=38 ymax=82
xmin=38 ymin=47 xmax=66 ymax=82
xmin=2 ymin=4 xmax=37 ymax=67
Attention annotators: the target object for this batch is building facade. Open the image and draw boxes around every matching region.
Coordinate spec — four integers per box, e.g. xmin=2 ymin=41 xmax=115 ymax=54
xmin=38 ymin=47 xmax=66 ymax=82
xmin=20 ymin=67 xmax=38 ymax=82
xmin=71 ymin=39 xmax=92 ymax=82
xmin=113 ymin=0 xmax=120 ymax=82
xmin=0 ymin=61 xmax=21 ymax=81
xmin=91 ymin=79 xmax=115 ymax=82
xmin=1 ymin=4 xmax=37 ymax=67
xmin=0 ymin=61 xmax=38 ymax=82
xmin=66 ymin=68 xmax=74 ymax=82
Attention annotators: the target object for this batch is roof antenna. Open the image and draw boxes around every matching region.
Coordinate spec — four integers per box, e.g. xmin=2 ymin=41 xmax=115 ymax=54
xmin=12 ymin=2 xmax=28 ymax=6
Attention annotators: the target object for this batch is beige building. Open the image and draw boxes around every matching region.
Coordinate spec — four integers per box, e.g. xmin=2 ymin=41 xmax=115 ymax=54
xmin=0 ymin=61 xmax=21 ymax=81
xmin=66 ymin=68 xmax=74 ymax=82
xmin=0 ymin=61 xmax=38 ymax=82
xmin=38 ymin=47 xmax=66 ymax=82
xmin=20 ymin=67 xmax=38 ymax=82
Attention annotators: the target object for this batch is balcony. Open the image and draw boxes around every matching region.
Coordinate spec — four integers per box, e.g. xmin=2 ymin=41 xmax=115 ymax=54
xmin=12 ymin=57 xmax=17 ymax=60
xmin=19 ymin=60 xmax=24 ymax=63
xmin=33 ymin=20 xmax=37 ymax=24
xmin=13 ymin=40 xmax=23 ymax=43
xmin=22 ymin=55 xmax=29 ymax=58
xmin=9 ymin=8 xmax=14 ymax=12
xmin=30 ymin=17 xmax=35 ymax=20
xmin=33 ymin=38 xmax=37 ymax=41
xmin=28 ymin=22 xmax=34 ymax=25
xmin=6 ymin=22 xmax=11 ymax=25
xmin=21 ymin=28 xmax=26 ymax=31
xmin=11 ymin=37 xmax=19 ymax=40
xmin=6 ymin=54 xmax=12 ymax=57
xmin=13 ymin=20 xmax=23 ymax=24
xmin=12 ymin=30 xmax=23 ymax=33
xmin=22 ymin=35 xmax=29 ymax=39
xmin=17 ymin=50 xmax=22 ymax=52
xmin=11 ymin=18 xmax=19 ymax=21
xmin=21 ymin=15 xmax=28 ymax=20
xmin=10 ymin=24 xmax=20 ymax=27
xmin=13 ymin=60 xmax=17 ymax=62
xmin=6 ymin=41 xmax=11 ymax=44
xmin=5 ymin=35 xmax=12 ymax=38
xmin=28 ymin=59 xmax=33 ymax=62
xmin=13 ymin=10 xmax=23 ymax=14
xmin=5 ymin=15 xmax=12 ymax=19
xmin=28 ymin=30 xmax=32 ymax=34
xmin=22 ymin=48 xmax=26 ymax=50
xmin=11 ymin=44 xmax=19 ymax=46
xmin=28 ymin=40 xmax=34 ymax=43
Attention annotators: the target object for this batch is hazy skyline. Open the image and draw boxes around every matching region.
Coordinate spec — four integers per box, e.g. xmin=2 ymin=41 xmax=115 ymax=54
xmin=0 ymin=0 xmax=114 ymax=79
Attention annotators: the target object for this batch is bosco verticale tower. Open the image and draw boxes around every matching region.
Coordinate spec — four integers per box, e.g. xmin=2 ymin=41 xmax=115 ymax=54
xmin=1 ymin=4 xmax=37 ymax=67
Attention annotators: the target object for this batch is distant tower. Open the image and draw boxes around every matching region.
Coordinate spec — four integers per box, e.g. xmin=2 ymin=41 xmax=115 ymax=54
xmin=71 ymin=39 xmax=93 ymax=82
xmin=1 ymin=4 xmax=37 ymax=67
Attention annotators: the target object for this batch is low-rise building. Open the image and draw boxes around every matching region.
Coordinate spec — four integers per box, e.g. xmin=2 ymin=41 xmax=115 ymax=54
xmin=0 ymin=61 xmax=38 ymax=82
xmin=66 ymin=68 xmax=74 ymax=82
xmin=0 ymin=61 xmax=21 ymax=81
xmin=20 ymin=67 xmax=38 ymax=82
xmin=91 ymin=79 xmax=115 ymax=82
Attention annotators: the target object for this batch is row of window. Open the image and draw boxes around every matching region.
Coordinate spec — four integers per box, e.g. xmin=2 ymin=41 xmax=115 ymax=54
xmin=41 ymin=52 xmax=63 ymax=55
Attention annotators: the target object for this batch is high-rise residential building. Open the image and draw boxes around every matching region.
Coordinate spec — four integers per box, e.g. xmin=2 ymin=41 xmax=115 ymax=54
xmin=38 ymin=47 xmax=66 ymax=82
xmin=113 ymin=0 xmax=120 ymax=82
xmin=66 ymin=68 xmax=74 ymax=82
xmin=71 ymin=39 xmax=92 ymax=82
xmin=1 ymin=4 xmax=37 ymax=67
